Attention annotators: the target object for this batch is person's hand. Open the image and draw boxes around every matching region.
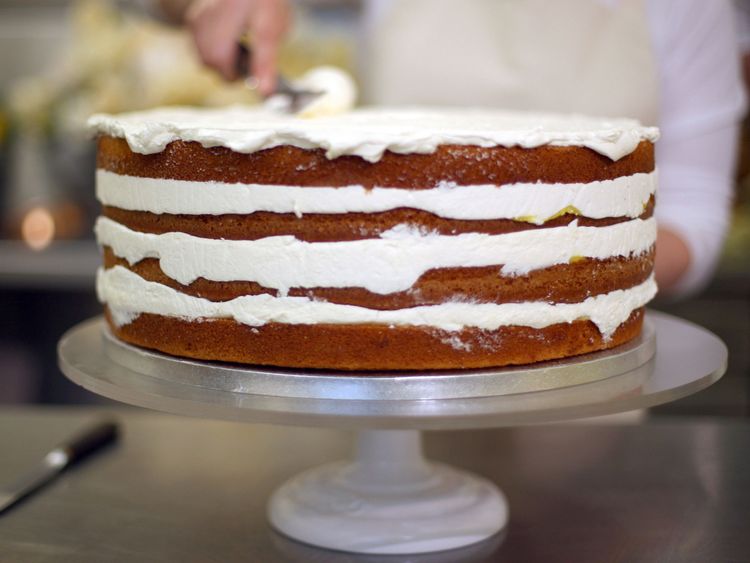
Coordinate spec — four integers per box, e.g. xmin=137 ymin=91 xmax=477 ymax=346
xmin=186 ymin=0 xmax=291 ymax=95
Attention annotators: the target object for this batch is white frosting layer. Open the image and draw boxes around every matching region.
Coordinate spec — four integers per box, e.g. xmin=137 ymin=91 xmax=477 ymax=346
xmin=88 ymin=107 xmax=659 ymax=162
xmin=98 ymin=265 xmax=656 ymax=337
xmin=95 ymin=216 xmax=657 ymax=295
xmin=96 ymin=170 xmax=656 ymax=223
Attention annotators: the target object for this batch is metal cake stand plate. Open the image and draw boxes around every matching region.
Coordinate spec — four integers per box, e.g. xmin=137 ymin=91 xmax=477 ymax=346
xmin=58 ymin=311 xmax=726 ymax=555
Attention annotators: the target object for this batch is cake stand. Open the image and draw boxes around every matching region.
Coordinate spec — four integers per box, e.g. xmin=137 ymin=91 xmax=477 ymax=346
xmin=58 ymin=311 xmax=726 ymax=555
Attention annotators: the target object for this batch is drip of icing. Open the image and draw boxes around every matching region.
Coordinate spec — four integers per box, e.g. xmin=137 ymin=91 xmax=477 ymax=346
xmin=88 ymin=106 xmax=659 ymax=162
xmin=97 ymin=265 xmax=657 ymax=338
xmin=96 ymin=170 xmax=657 ymax=222
xmin=95 ymin=216 xmax=657 ymax=295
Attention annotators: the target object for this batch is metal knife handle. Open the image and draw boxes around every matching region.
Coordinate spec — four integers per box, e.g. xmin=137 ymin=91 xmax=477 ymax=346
xmin=59 ymin=421 xmax=119 ymax=466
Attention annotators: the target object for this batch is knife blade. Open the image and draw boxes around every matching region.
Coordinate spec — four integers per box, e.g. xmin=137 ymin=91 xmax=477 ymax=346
xmin=235 ymin=43 xmax=322 ymax=113
xmin=0 ymin=420 xmax=119 ymax=515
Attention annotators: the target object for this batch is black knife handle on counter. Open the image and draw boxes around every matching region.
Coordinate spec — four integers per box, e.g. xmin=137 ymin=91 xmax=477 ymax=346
xmin=58 ymin=420 xmax=119 ymax=466
xmin=0 ymin=419 xmax=121 ymax=516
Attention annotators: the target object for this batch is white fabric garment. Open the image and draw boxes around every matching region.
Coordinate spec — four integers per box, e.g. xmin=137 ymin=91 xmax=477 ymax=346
xmin=362 ymin=0 xmax=659 ymax=123
xmin=646 ymin=0 xmax=745 ymax=295
xmin=361 ymin=0 xmax=746 ymax=296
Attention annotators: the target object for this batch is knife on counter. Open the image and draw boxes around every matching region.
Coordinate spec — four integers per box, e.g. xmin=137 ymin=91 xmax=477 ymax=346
xmin=0 ymin=419 xmax=119 ymax=515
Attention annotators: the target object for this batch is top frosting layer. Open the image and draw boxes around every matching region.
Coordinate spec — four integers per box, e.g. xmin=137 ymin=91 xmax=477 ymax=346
xmin=88 ymin=106 xmax=659 ymax=162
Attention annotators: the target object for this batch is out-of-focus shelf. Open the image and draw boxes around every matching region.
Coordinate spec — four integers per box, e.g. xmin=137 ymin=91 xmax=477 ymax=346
xmin=0 ymin=240 xmax=98 ymax=290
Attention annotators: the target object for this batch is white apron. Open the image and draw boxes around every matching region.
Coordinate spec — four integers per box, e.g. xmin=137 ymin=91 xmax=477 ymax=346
xmin=361 ymin=0 xmax=659 ymax=125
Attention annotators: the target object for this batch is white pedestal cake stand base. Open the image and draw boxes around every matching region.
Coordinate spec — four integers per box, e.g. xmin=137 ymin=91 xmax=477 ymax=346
xmin=58 ymin=311 xmax=726 ymax=555
xmin=269 ymin=429 xmax=507 ymax=554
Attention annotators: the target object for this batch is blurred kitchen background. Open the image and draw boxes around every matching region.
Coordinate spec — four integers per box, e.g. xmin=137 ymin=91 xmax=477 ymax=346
xmin=0 ymin=0 xmax=748 ymax=413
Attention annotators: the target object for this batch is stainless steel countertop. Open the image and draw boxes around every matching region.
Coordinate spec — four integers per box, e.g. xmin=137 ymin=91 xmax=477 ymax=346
xmin=0 ymin=407 xmax=748 ymax=562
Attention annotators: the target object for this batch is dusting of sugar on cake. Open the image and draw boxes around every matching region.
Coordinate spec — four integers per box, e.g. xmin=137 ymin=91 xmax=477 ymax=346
xmin=437 ymin=333 xmax=474 ymax=352
xmin=475 ymin=331 xmax=505 ymax=351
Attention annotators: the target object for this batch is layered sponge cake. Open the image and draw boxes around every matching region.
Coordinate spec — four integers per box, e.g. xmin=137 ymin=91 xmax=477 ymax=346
xmin=90 ymin=107 xmax=658 ymax=370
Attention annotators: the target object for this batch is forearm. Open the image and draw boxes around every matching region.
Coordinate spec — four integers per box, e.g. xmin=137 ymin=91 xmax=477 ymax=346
xmin=654 ymin=227 xmax=691 ymax=292
xmin=654 ymin=121 xmax=741 ymax=297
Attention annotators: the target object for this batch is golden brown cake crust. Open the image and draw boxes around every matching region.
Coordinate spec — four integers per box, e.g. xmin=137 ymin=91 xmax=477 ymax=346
xmin=105 ymin=307 xmax=645 ymax=371
xmin=102 ymin=196 xmax=654 ymax=242
xmin=97 ymin=136 xmax=654 ymax=187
